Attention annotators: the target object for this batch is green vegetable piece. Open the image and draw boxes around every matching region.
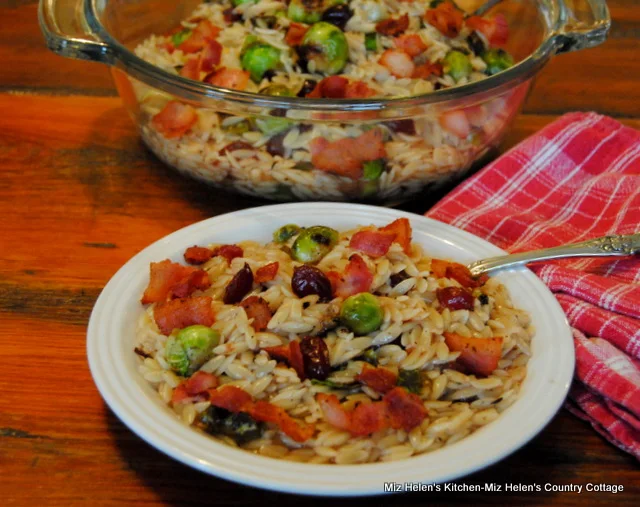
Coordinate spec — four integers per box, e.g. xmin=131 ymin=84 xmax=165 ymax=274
xmin=201 ymin=406 xmax=264 ymax=444
xmin=360 ymin=348 xmax=378 ymax=366
xmin=482 ymin=48 xmax=514 ymax=76
xmin=340 ymin=293 xmax=384 ymax=335
xmin=165 ymin=325 xmax=219 ymax=376
xmin=287 ymin=0 xmax=343 ymax=23
xmin=362 ymin=159 xmax=385 ymax=181
xmin=260 ymin=84 xmax=295 ymax=97
xmin=291 ymin=225 xmax=339 ymax=263
xmin=444 ymin=50 xmax=472 ymax=82
xmin=232 ymin=0 xmax=258 ymax=6
xmin=397 ymin=369 xmax=423 ymax=394
xmin=311 ymin=379 xmax=359 ymax=389
xmin=222 ymin=119 xmax=251 ymax=135
xmin=301 ymin=22 xmax=349 ymax=75
xmin=364 ymin=33 xmax=378 ymax=52
xmin=171 ymin=28 xmax=192 ymax=48
xmin=241 ymin=43 xmax=281 ymax=83
xmin=255 ymin=116 xmax=291 ymax=135
xmin=273 ymin=224 xmax=302 ymax=243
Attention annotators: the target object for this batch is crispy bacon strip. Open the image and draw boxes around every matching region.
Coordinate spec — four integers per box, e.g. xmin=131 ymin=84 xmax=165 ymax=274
xmin=213 ymin=244 xmax=243 ymax=264
xmin=465 ymin=14 xmax=509 ymax=47
xmin=205 ymin=67 xmax=250 ymax=91
xmin=263 ymin=341 xmax=305 ymax=380
xmin=394 ymin=34 xmax=428 ymax=57
xmin=327 ymin=254 xmax=373 ymax=298
xmin=349 ymin=230 xmax=396 ymax=258
xmin=184 ymin=246 xmax=214 ymax=265
xmin=425 ymin=1 xmax=464 ymax=38
xmin=430 ymin=259 xmax=488 ymax=288
xmin=209 ymin=386 xmax=315 ymax=442
xmin=285 ymin=22 xmax=309 ymax=46
xmin=141 ymin=259 xmax=210 ymax=304
xmin=356 ymin=365 xmax=398 ymax=394
xmin=239 ymin=296 xmax=272 ymax=332
xmin=254 ymin=262 xmax=279 ymax=283
xmin=208 ymin=385 xmax=253 ymax=412
xmin=178 ymin=20 xmax=221 ymax=54
xmin=317 ymin=387 xmax=427 ymax=436
xmin=412 ymin=61 xmax=443 ymax=79
xmin=151 ymin=101 xmax=198 ymax=139
xmin=380 ymin=218 xmax=412 ymax=254
xmin=310 ymin=129 xmax=386 ymax=179
xmin=153 ymin=295 xmax=215 ymax=335
xmin=375 ymin=13 xmax=409 ymax=36
xmin=172 ymin=371 xmax=219 ymax=404
xmin=384 ymin=387 xmax=427 ymax=431
xmin=444 ymin=332 xmax=503 ymax=376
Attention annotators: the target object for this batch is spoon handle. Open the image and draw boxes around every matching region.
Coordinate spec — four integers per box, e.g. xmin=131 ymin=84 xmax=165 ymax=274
xmin=467 ymin=233 xmax=640 ymax=276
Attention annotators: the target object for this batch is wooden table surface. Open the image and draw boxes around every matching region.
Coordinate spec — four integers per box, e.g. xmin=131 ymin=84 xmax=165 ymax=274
xmin=1 ymin=1 xmax=638 ymax=505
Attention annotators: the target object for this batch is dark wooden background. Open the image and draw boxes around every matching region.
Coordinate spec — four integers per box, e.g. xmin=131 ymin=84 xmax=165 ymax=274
xmin=1 ymin=1 xmax=638 ymax=505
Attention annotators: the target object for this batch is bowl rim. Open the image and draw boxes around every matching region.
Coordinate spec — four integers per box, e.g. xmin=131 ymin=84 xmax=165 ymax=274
xmin=86 ymin=202 xmax=575 ymax=496
xmin=86 ymin=0 xmax=559 ymax=113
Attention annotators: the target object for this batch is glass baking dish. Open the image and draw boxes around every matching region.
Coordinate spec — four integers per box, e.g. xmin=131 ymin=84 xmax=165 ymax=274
xmin=39 ymin=0 xmax=610 ymax=203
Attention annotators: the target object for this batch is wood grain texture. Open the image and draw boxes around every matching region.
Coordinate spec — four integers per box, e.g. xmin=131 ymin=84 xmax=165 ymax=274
xmin=1 ymin=0 xmax=639 ymax=504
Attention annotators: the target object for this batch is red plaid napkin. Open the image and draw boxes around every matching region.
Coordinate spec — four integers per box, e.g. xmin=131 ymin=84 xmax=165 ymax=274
xmin=426 ymin=112 xmax=640 ymax=459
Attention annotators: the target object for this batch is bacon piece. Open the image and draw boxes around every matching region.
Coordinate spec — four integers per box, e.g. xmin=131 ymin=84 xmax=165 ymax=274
xmin=168 ymin=269 xmax=211 ymax=299
xmin=141 ymin=259 xmax=209 ymax=304
xmin=213 ymin=244 xmax=243 ymax=264
xmin=375 ymin=13 xmax=409 ymax=37
xmin=208 ymin=385 xmax=253 ymax=412
xmin=218 ymin=141 xmax=254 ymax=156
xmin=154 ymin=295 xmax=215 ymax=335
xmin=412 ymin=61 xmax=443 ymax=79
xmin=254 ymin=262 xmax=279 ymax=283
xmin=184 ymin=371 xmax=219 ymax=394
xmin=184 ymin=246 xmax=214 ymax=265
xmin=285 ymin=22 xmax=308 ymax=46
xmin=151 ymin=101 xmax=198 ymax=139
xmin=350 ymin=401 xmax=389 ymax=436
xmin=310 ymin=129 xmax=386 ymax=179
xmin=384 ymin=387 xmax=427 ymax=431
xmin=356 ymin=365 xmax=398 ymax=394
xmin=178 ymin=20 xmax=220 ymax=53
xmin=394 ymin=34 xmax=428 ymax=57
xmin=431 ymin=260 xmax=489 ymax=288
xmin=263 ymin=340 xmax=305 ymax=379
xmin=328 ymin=254 xmax=373 ymax=298
xmin=439 ymin=109 xmax=471 ymax=139
xmin=316 ymin=393 xmax=353 ymax=432
xmin=444 ymin=332 xmax=503 ymax=376
xmin=349 ymin=230 xmax=396 ymax=258
xmin=317 ymin=76 xmax=349 ymax=99
xmin=199 ymin=38 xmax=223 ymax=72
xmin=239 ymin=296 xmax=272 ymax=332
xmin=379 ymin=49 xmax=415 ymax=78
xmin=466 ymin=14 xmax=509 ymax=47
xmin=249 ymin=400 xmax=315 ymax=443
xmin=436 ymin=286 xmax=475 ymax=310
xmin=206 ymin=68 xmax=250 ymax=91
xmin=344 ymin=80 xmax=376 ymax=98
xmin=380 ymin=218 xmax=412 ymax=254
xmin=180 ymin=58 xmax=201 ymax=80
xmin=425 ymin=1 xmax=464 ymax=38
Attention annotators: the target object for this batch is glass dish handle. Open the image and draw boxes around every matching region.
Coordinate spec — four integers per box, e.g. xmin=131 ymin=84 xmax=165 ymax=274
xmin=553 ymin=0 xmax=611 ymax=54
xmin=39 ymin=0 xmax=115 ymax=64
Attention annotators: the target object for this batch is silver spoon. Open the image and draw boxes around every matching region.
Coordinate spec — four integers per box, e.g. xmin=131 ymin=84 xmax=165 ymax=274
xmin=467 ymin=233 xmax=640 ymax=276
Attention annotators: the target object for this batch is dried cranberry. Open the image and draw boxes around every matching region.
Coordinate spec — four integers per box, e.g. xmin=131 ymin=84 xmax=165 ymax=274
xmin=385 ymin=119 xmax=416 ymax=136
xmin=321 ymin=4 xmax=353 ymax=31
xmin=300 ymin=336 xmax=331 ymax=380
xmin=436 ymin=286 xmax=474 ymax=310
xmin=266 ymin=132 xmax=286 ymax=157
xmin=466 ymin=32 xmax=486 ymax=55
xmin=291 ymin=265 xmax=332 ymax=302
xmin=223 ymin=263 xmax=254 ymax=304
xmin=299 ymin=124 xmax=312 ymax=134
xmin=389 ymin=271 xmax=409 ymax=287
xmin=223 ymin=7 xmax=242 ymax=24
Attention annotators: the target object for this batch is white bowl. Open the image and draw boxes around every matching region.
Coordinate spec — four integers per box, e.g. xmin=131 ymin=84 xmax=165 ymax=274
xmin=87 ymin=202 xmax=574 ymax=496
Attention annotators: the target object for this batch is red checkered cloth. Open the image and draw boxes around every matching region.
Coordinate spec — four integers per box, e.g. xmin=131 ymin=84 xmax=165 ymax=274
xmin=426 ymin=112 xmax=640 ymax=459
